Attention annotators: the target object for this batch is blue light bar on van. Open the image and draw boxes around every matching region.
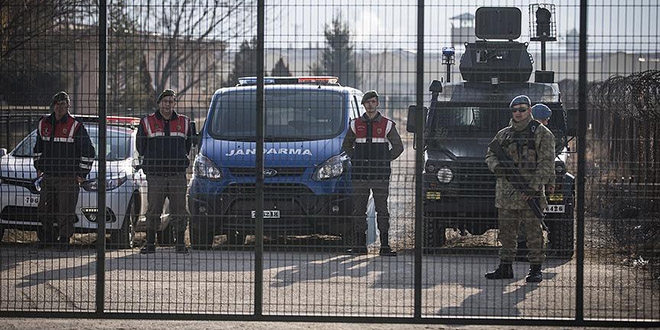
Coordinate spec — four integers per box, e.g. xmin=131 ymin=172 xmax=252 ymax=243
xmin=237 ymin=76 xmax=339 ymax=86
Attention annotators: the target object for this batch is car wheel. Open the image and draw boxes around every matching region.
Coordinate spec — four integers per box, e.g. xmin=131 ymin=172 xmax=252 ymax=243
xmin=109 ymin=215 xmax=131 ymax=249
xmin=190 ymin=218 xmax=214 ymax=250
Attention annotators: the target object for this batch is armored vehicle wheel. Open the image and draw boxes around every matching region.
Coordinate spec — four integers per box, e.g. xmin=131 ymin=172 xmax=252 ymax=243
xmin=546 ymin=203 xmax=575 ymax=258
xmin=423 ymin=216 xmax=447 ymax=248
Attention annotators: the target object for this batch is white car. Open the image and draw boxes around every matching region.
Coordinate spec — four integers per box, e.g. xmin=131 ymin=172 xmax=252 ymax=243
xmin=0 ymin=116 xmax=172 ymax=249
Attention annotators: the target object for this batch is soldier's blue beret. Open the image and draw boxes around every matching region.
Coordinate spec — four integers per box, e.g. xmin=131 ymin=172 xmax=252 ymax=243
xmin=531 ymin=103 xmax=552 ymax=120
xmin=509 ymin=95 xmax=531 ymax=108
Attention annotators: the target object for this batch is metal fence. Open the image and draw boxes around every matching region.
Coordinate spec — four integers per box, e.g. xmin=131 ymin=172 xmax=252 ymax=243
xmin=1 ymin=0 xmax=659 ymax=327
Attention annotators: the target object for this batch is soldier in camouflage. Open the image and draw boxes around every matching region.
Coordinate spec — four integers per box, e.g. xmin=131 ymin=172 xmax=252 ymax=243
xmin=484 ymin=95 xmax=556 ymax=283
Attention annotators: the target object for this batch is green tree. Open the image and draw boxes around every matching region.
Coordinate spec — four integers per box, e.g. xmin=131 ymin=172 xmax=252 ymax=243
xmin=225 ymin=37 xmax=259 ymax=86
xmin=271 ymin=57 xmax=292 ymax=77
xmin=107 ymin=1 xmax=154 ymax=114
xmin=310 ymin=16 xmax=361 ymax=87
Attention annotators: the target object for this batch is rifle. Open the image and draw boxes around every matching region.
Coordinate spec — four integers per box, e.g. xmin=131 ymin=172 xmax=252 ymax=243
xmin=488 ymin=139 xmax=548 ymax=231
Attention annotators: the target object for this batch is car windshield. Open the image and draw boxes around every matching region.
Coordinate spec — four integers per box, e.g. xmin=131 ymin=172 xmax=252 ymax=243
xmin=11 ymin=125 xmax=133 ymax=161
xmin=208 ymin=89 xmax=345 ymax=141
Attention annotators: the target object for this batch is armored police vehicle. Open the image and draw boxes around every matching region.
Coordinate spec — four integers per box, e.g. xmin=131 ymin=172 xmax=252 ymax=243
xmin=407 ymin=6 xmax=576 ymax=257
xmin=188 ymin=76 xmax=364 ymax=248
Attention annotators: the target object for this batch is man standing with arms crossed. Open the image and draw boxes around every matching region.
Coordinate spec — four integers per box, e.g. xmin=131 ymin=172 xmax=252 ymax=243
xmin=485 ymin=95 xmax=555 ymax=282
xmin=34 ymin=91 xmax=95 ymax=251
xmin=137 ymin=89 xmax=193 ymax=254
xmin=342 ymin=90 xmax=404 ymax=256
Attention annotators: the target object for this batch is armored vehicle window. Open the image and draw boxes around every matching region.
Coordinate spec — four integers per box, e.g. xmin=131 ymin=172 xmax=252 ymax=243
xmin=209 ymin=89 xmax=345 ymax=141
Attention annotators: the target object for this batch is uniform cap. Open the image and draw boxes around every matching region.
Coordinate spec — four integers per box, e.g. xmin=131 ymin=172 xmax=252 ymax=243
xmin=531 ymin=103 xmax=552 ymax=120
xmin=509 ymin=95 xmax=531 ymax=108
xmin=361 ymin=90 xmax=379 ymax=104
xmin=52 ymin=91 xmax=70 ymax=105
xmin=157 ymin=89 xmax=177 ymax=103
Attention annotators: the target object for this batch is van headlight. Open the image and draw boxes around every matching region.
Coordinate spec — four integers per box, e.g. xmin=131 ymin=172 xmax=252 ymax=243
xmin=81 ymin=175 xmax=127 ymax=191
xmin=313 ymin=154 xmax=346 ymax=181
xmin=194 ymin=154 xmax=222 ymax=180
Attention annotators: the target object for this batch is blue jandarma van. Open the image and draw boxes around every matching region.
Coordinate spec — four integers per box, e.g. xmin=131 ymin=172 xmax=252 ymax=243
xmin=188 ymin=76 xmax=364 ymax=248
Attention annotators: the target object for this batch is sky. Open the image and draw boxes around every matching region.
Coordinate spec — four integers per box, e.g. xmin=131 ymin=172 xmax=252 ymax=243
xmin=260 ymin=0 xmax=659 ymax=53
xmin=119 ymin=0 xmax=659 ymax=54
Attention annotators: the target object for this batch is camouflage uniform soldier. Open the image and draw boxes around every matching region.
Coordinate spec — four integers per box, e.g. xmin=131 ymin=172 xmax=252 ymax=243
xmin=485 ymin=95 xmax=555 ymax=282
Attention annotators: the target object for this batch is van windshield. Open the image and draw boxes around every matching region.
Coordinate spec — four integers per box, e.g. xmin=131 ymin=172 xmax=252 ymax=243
xmin=209 ymin=89 xmax=345 ymax=141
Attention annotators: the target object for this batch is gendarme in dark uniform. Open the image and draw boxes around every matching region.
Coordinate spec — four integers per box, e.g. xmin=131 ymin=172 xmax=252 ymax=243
xmin=34 ymin=91 xmax=95 ymax=251
xmin=341 ymin=90 xmax=404 ymax=256
xmin=136 ymin=89 xmax=193 ymax=254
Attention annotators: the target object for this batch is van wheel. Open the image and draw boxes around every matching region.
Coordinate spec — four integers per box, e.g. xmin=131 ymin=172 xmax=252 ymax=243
xmin=191 ymin=219 xmax=214 ymax=250
xmin=337 ymin=218 xmax=354 ymax=247
xmin=225 ymin=230 xmax=245 ymax=245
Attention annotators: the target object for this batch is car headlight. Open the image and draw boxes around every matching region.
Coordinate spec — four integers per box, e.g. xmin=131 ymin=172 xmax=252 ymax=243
xmin=436 ymin=166 xmax=453 ymax=183
xmin=194 ymin=154 xmax=222 ymax=180
xmin=81 ymin=175 xmax=127 ymax=192
xmin=313 ymin=154 xmax=347 ymax=181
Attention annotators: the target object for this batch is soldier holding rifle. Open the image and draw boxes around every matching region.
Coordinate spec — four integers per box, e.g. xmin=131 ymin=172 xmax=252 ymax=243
xmin=485 ymin=95 xmax=555 ymax=283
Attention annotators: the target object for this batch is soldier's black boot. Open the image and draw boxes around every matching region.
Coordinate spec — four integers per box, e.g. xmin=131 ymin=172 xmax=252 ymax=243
xmin=485 ymin=262 xmax=514 ymax=279
xmin=525 ymin=264 xmax=543 ymax=283
xmin=379 ymin=232 xmax=396 ymax=256
xmin=175 ymin=229 xmax=188 ymax=254
xmin=140 ymin=230 xmax=156 ymax=254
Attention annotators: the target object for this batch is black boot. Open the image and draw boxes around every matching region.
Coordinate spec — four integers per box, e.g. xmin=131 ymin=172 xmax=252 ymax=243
xmin=37 ymin=229 xmax=55 ymax=250
xmin=485 ymin=263 xmax=513 ymax=279
xmin=379 ymin=245 xmax=397 ymax=256
xmin=175 ymin=229 xmax=188 ymax=254
xmin=526 ymin=264 xmax=543 ymax=283
xmin=140 ymin=230 xmax=156 ymax=254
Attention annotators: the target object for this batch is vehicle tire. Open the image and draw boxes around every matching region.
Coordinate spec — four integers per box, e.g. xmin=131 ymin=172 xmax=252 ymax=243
xmin=546 ymin=203 xmax=575 ymax=258
xmin=423 ymin=215 xmax=446 ymax=248
xmin=190 ymin=218 xmax=214 ymax=250
xmin=158 ymin=222 xmax=174 ymax=246
xmin=36 ymin=226 xmax=46 ymax=242
xmin=109 ymin=212 xmax=131 ymax=249
xmin=340 ymin=219 xmax=357 ymax=247
xmin=109 ymin=197 xmax=137 ymax=250
xmin=225 ymin=230 xmax=245 ymax=245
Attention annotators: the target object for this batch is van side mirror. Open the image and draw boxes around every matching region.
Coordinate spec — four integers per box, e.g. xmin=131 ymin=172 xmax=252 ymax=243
xmin=406 ymin=105 xmax=427 ymax=133
xmin=0 ymin=148 xmax=7 ymax=157
xmin=566 ymin=108 xmax=577 ymax=137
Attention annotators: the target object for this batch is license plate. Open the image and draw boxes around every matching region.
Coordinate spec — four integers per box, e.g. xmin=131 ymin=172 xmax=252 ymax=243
xmin=251 ymin=210 xmax=280 ymax=219
xmin=24 ymin=196 xmax=40 ymax=206
xmin=544 ymin=204 xmax=565 ymax=213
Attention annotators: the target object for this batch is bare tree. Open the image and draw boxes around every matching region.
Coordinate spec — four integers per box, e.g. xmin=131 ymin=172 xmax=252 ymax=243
xmin=139 ymin=0 xmax=257 ymax=107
